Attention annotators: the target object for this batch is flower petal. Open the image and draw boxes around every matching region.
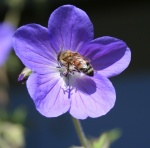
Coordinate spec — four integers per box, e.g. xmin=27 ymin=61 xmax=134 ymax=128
xmin=26 ymin=73 xmax=71 ymax=117
xmin=69 ymin=73 xmax=116 ymax=119
xmin=48 ymin=5 xmax=94 ymax=52
xmin=79 ymin=36 xmax=131 ymax=78
xmin=12 ymin=24 xmax=58 ymax=74
xmin=0 ymin=22 xmax=15 ymax=66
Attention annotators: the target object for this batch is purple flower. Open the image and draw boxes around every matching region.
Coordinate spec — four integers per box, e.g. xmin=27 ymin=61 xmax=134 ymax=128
xmin=12 ymin=5 xmax=131 ymax=119
xmin=0 ymin=22 xmax=15 ymax=66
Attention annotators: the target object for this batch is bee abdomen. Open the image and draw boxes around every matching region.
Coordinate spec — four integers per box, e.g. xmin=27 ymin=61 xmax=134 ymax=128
xmin=80 ymin=63 xmax=94 ymax=76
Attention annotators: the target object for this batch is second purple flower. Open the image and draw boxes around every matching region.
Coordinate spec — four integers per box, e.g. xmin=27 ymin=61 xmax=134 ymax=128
xmin=0 ymin=22 xmax=15 ymax=66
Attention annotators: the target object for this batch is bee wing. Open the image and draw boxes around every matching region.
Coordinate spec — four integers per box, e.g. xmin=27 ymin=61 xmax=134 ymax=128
xmin=82 ymin=55 xmax=91 ymax=63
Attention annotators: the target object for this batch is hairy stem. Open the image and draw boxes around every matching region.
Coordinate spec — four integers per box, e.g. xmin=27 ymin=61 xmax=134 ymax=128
xmin=72 ymin=117 xmax=90 ymax=148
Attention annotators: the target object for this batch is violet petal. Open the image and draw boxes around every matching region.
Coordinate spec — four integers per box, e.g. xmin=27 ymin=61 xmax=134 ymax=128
xmin=12 ymin=24 xmax=57 ymax=74
xmin=27 ymin=73 xmax=71 ymax=117
xmin=79 ymin=36 xmax=131 ymax=78
xmin=69 ymin=73 xmax=116 ymax=119
xmin=48 ymin=5 xmax=94 ymax=52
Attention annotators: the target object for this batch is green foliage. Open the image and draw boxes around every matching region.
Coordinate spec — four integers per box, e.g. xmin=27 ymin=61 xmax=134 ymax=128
xmin=0 ymin=107 xmax=26 ymax=148
xmin=91 ymin=128 xmax=122 ymax=148
xmin=0 ymin=106 xmax=27 ymax=124
xmin=0 ymin=121 xmax=25 ymax=148
xmin=10 ymin=106 xmax=27 ymax=124
xmin=6 ymin=51 xmax=23 ymax=76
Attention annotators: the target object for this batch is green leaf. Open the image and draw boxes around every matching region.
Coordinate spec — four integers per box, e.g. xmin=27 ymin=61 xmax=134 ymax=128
xmin=0 ymin=121 xmax=25 ymax=148
xmin=91 ymin=128 xmax=122 ymax=148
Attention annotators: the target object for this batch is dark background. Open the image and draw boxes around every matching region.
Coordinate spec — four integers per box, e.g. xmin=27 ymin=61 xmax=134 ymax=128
xmin=1 ymin=0 xmax=150 ymax=148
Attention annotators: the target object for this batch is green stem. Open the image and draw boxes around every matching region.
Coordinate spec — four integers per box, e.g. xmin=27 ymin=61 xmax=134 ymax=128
xmin=72 ymin=117 xmax=90 ymax=148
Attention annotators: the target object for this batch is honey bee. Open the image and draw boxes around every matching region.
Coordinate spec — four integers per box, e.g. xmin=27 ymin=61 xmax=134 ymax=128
xmin=57 ymin=50 xmax=94 ymax=76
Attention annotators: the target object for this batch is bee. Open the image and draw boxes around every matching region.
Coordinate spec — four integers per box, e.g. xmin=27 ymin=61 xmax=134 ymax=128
xmin=57 ymin=50 xmax=94 ymax=76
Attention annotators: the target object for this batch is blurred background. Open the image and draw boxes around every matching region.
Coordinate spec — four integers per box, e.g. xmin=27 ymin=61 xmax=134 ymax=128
xmin=0 ymin=0 xmax=150 ymax=148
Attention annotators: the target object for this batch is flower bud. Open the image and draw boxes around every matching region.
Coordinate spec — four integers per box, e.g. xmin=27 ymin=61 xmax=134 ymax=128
xmin=18 ymin=67 xmax=32 ymax=83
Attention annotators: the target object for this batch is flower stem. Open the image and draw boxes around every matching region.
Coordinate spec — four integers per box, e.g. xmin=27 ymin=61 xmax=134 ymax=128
xmin=72 ymin=117 xmax=90 ymax=148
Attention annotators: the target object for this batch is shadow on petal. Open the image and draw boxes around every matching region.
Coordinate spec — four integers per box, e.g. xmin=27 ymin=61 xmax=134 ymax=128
xmin=66 ymin=74 xmax=97 ymax=96
xmin=91 ymin=46 xmax=126 ymax=70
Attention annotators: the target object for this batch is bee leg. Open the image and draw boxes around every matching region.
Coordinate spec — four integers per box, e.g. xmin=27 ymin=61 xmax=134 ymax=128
xmin=62 ymin=63 xmax=71 ymax=76
xmin=67 ymin=63 xmax=70 ymax=71
xmin=74 ymin=67 xmax=80 ymax=73
xmin=67 ymin=63 xmax=72 ymax=73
